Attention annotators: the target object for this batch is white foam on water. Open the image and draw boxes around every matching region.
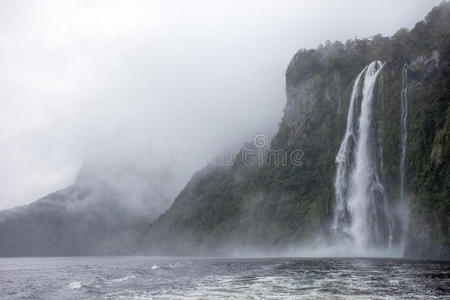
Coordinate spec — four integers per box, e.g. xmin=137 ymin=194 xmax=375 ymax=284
xmin=68 ymin=281 xmax=82 ymax=290
xmin=110 ymin=275 xmax=136 ymax=283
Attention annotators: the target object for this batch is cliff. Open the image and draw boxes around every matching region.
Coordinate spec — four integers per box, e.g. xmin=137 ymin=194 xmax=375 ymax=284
xmin=145 ymin=2 xmax=450 ymax=258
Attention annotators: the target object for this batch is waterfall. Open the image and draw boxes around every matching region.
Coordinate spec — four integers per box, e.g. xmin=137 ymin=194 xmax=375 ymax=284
xmin=331 ymin=65 xmax=367 ymax=234
xmin=332 ymin=61 xmax=393 ymax=252
xmin=400 ymin=64 xmax=408 ymax=206
xmin=399 ymin=64 xmax=409 ymax=250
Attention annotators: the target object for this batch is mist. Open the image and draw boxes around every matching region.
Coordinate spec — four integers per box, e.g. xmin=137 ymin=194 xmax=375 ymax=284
xmin=0 ymin=0 xmax=441 ymax=210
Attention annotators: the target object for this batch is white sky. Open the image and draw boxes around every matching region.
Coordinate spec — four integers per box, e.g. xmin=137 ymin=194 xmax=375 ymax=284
xmin=0 ymin=0 xmax=442 ymax=209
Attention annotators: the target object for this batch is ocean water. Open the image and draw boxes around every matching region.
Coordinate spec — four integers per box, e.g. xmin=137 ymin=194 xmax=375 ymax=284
xmin=0 ymin=256 xmax=448 ymax=299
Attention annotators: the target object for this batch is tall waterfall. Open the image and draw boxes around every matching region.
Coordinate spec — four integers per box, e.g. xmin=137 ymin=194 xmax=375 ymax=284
xmin=400 ymin=64 xmax=408 ymax=206
xmin=399 ymin=64 xmax=409 ymax=250
xmin=331 ymin=65 xmax=368 ymax=233
xmin=332 ymin=61 xmax=393 ymax=252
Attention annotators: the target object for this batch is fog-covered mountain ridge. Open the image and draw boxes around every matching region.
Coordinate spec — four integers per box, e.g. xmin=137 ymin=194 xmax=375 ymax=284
xmin=0 ymin=162 xmax=175 ymax=256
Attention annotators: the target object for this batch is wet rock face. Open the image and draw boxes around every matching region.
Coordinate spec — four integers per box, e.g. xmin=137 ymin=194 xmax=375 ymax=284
xmin=408 ymin=50 xmax=440 ymax=74
xmin=285 ymin=77 xmax=319 ymax=129
xmin=402 ymin=51 xmax=450 ymax=260
xmin=407 ymin=50 xmax=440 ymax=93
xmin=284 ymin=71 xmax=341 ymax=145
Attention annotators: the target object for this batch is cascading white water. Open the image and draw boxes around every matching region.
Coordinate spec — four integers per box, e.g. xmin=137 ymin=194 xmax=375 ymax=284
xmin=331 ymin=65 xmax=368 ymax=233
xmin=400 ymin=64 xmax=408 ymax=206
xmin=348 ymin=61 xmax=386 ymax=249
xmin=399 ymin=64 xmax=409 ymax=250
xmin=332 ymin=61 xmax=393 ymax=252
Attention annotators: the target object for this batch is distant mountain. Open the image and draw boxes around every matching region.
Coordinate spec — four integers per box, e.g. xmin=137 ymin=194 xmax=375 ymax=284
xmin=0 ymin=163 xmax=174 ymax=256
xmin=144 ymin=2 xmax=450 ymax=259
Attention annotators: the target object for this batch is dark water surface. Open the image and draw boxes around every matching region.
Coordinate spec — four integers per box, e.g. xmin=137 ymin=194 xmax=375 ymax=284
xmin=0 ymin=256 xmax=448 ymax=299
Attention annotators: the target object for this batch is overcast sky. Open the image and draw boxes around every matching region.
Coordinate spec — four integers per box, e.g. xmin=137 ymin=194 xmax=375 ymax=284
xmin=0 ymin=0 xmax=442 ymax=209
